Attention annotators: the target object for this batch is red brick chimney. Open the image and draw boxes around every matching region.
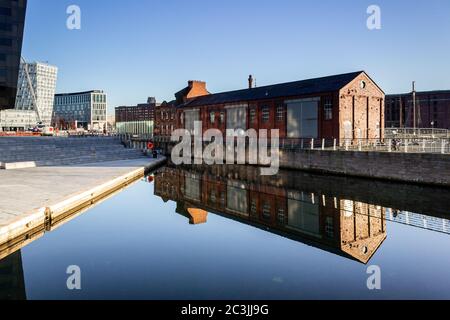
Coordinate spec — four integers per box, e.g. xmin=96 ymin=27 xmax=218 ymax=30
xmin=186 ymin=80 xmax=209 ymax=100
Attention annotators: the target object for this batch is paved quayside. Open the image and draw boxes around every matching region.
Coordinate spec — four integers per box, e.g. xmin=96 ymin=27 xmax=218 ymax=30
xmin=0 ymin=157 xmax=166 ymax=255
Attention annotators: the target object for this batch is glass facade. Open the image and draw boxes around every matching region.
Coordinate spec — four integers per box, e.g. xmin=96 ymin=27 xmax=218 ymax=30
xmin=53 ymin=91 xmax=107 ymax=131
xmin=0 ymin=0 xmax=27 ymax=110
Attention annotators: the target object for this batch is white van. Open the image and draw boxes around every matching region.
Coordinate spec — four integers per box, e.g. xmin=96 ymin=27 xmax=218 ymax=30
xmin=41 ymin=126 xmax=55 ymax=136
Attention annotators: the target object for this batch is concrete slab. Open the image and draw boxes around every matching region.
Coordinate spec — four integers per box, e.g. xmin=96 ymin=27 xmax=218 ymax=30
xmin=0 ymin=157 xmax=166 ymax=246
xmin=1 ymin=161 xmax=36 ymax=170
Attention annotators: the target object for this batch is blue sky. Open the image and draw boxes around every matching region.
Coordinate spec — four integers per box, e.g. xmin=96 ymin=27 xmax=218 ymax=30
xmin=23 ymin=0 xmax=450 ymax=112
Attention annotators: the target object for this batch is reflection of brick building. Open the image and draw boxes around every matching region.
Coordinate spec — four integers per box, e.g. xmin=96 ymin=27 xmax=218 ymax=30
xmin=154 ymin=165 xmax=386 ymax=263
xmin=386 ymin=90 xmax=450 ymax=129
xmin=157 ymin=72 xmax=385 ymax=143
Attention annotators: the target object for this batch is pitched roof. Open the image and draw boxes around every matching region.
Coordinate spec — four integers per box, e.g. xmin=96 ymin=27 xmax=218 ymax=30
xmin=183 ymin=71 xmax=364 ymax=107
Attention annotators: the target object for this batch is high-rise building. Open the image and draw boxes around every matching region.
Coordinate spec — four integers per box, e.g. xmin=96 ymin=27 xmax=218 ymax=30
xmin=15 ymin=61 xmax=58 ymax=126
xmin=0 ymin=0 xmax=27 ymax=110
xmin=53 ymin=90 xmax=107 ymax=131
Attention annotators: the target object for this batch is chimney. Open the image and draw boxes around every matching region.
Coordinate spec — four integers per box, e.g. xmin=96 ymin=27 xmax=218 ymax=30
xmin=248 ymin=75 xmax=254 ymax=89
xmin=186 ymin=80 xmax=209 ymax=100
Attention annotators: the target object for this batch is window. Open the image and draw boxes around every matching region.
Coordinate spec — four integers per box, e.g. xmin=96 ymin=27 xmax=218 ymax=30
xmin=324 ymin=98 xmax=333 ymax=120
xmin=0 ymin=8 xmax=12 ymax=16
xmin=184 ymin=110 xmax=199 ymax=134
xmin=0 ymin=38 xmax=12 ymax=46
xmin=226 ymin=105 xmax=247 ymax=132
xmin=325 ymin=217 xmax=334 ymax=239
xmin=0 ymin=23 xmax=12 ymax=32
xmin=262 ymin=203 xmax=271 ymax=220
xmin=220 ymin=112 xmax=225 ymax=124
xmin=261 ymin=107 xmax=270 ymax=123
xmin=277 ymin=208 xmax=286 ymax=224
xmin=360 ymin=80 xmax=367 ymax=89
xmin=249 ymin=108 xmax=257 ymax=123
xmin=210 ymin=112 xmax=215 ymax=124
xmin=276 ymin=104 xmax=284 ymax=122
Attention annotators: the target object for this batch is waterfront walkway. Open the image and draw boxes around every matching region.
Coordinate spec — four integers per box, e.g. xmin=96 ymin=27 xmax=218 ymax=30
xmin=0 ymin=158 xmax=166 ymax=250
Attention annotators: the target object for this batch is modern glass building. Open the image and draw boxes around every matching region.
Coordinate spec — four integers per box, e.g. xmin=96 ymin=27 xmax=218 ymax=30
xmin=53 ymin=90 xmax=107 ymax=131
xmin=0 ymin=0 xmax=27 ymax=110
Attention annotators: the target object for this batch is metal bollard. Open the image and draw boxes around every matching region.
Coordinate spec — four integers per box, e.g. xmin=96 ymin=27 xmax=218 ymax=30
xmin=333 ymin=139 xmax=337 ymax=151
xmin=311 ymin=139 xmax=315 ymax=150
xmin=322 ymin=139 xmax=325 ymax=150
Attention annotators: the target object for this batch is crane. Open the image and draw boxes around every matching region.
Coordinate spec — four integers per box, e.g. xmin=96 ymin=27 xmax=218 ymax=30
xmin=20 ymin=57 xmax=42 ymax=125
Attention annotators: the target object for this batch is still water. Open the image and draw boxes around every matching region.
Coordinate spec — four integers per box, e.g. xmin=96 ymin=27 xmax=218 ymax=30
xmin=1 ymin=165 xmax=449 ymax=300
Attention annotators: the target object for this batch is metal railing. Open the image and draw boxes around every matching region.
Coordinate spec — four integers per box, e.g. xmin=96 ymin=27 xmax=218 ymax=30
xmin=385 ymin=128 xmax=449 ymax=139
xmin=153 ymin=134 xmax=450 ymax=155
xmin=279 ymin=138 xmax=450 ymax=154
xmin=386 ymin=209 xmax=450 ymax=235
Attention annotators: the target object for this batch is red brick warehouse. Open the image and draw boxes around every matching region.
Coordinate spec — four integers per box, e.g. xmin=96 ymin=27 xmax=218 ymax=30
xmin=157 ymin=71 xmax=385 ymax=145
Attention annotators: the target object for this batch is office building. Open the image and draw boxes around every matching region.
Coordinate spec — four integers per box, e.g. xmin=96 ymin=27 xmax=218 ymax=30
xmin=53 ymin=90 xmax=107 ymax=131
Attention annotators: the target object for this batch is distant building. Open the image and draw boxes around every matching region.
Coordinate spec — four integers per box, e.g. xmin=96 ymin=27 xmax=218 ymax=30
xmin=386 ymin=90 xmax=450 ymax=130
xmin=0 ymin=0 xmax=27 ymax=110
xmin=154 ymin=100 xmax=177 ymax=137
xmin=15 ymin=61 xmax=58 ymax=126
xmin=53 ymin=90 xmax=107 ymax=131
xmin=115 ymin=97 xmax=158 ymax=135
xmin=0 ymin=109 xmax=36 ymax=131
xmin=157 ymin=72 xmax=385 ymax=144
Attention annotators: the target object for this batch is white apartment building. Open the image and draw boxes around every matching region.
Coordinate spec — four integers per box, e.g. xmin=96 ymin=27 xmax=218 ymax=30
xmin=15 ymin=61 xmax=58 ymax=126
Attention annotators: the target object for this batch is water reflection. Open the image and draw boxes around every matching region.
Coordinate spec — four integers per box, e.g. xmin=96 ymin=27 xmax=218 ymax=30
xmin=154 ymin=164 xmax=449 ymax=264
xmin=0 ymin=250 xmax=26 ymax=300
xmin=0 ymin=164 xmax=448 ymax=300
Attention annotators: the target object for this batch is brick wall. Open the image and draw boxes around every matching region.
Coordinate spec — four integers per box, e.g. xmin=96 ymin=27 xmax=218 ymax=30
xmin=339 ymin=73 xmax=385 ymax=141
xmin=280 ymin=149 xmax=450 ymax=186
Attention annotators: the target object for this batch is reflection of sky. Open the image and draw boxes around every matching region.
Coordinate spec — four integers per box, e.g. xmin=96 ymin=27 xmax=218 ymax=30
xmin=20 ymin=181 xmax=450 ymax=300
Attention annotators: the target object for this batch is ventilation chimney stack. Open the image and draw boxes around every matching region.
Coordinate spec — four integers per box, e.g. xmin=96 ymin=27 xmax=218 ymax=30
xmin=248 ymin=75 xmax=254 ymax=89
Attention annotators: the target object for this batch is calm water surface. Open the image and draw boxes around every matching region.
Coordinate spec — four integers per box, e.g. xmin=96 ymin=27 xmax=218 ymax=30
xmin=1 ymin=165 xmax=449 ymax=300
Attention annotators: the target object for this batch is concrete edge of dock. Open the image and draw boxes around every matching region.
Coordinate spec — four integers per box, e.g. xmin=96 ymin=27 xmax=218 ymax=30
xmin=0 ymin=157 xmax=167 ymax=251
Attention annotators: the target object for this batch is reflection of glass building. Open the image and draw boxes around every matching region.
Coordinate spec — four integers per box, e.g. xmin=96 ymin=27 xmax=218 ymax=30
xmin=0 ymin=0 xmax=27 ymax=110
xmin=0 ymin=250 xmax=26 ymax=300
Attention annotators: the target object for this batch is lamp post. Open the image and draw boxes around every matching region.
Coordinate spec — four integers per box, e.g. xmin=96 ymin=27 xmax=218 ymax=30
xmin=431 ymin=121 xmax=435 ymax=138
